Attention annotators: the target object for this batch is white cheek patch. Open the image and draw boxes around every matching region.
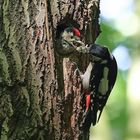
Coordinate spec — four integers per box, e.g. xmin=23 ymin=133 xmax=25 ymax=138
xmin=98 ymin=67 xmax=109 ymax=95
xmin=62 ymin=31 xmax=74 ymax=42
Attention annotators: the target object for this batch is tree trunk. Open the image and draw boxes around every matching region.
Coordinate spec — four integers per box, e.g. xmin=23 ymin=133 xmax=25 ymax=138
xmin=0 ymin=0 xmax=100 ymax=139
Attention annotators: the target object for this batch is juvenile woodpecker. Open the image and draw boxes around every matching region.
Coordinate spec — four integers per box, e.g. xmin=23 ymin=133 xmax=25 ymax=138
xmin=56 ymin=27 xmax=84 ymax=55
xmin=76 ymin=44 xmax=117 ymax=129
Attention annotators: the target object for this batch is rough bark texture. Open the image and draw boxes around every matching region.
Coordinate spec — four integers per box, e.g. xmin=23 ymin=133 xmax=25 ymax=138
xmin=0 ymin=0 xmax=100 ymax=140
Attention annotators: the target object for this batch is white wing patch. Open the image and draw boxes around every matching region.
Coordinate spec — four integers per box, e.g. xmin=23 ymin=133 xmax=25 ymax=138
xmin=81 ymin=62 xmax=94 ymax=90
xmin=98 ymin=67 xmax=109 ymax=95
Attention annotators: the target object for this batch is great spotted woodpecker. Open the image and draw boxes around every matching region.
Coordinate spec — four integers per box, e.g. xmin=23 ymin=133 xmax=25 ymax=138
xmin=56 ymin=26 xmax=117 ymax=129
xmin=76 ymin=44 xmax=117 ymax=129
xmin=55 ymin=27 xmax=84 ymax=55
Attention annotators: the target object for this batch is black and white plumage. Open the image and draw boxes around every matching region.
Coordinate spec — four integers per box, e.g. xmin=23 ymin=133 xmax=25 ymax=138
xmin=76 ymin=44 xmax=118 ymax=129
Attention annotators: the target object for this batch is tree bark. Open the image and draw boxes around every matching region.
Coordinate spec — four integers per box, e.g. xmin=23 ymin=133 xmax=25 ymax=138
xmin=0 ymin=0 xmax=100 ymax=139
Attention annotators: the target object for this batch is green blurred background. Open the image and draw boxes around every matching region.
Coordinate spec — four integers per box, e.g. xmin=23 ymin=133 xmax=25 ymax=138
xmin=90 ymin=0 xmax=140 ymax=139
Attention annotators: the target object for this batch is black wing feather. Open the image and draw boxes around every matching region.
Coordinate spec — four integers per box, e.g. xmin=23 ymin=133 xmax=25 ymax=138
xmin=91 ymin=55 xmax=117 ymax=125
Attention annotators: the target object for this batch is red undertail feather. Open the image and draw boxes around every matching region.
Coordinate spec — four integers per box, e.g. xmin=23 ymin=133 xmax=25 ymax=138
xmin=85 ymin=94 xmax=91 ymax=112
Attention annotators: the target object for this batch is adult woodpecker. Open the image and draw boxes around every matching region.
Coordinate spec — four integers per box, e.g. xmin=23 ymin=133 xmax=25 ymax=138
xmin=76 ymin=44 xmax=117 ymax=129
xmin=55 ymin=27 xmax=84 ymax=55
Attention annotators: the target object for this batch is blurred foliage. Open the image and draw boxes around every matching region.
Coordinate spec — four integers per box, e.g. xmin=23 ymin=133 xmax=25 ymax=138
xmin=96 ymin=23 xmax=124 ymax=50
xmin=90 ymin=0 xmax=140 ymax=140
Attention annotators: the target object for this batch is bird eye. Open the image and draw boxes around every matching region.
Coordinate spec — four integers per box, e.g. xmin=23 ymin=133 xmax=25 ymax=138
xmin=71 ymin=35 xmax=74 ymax=39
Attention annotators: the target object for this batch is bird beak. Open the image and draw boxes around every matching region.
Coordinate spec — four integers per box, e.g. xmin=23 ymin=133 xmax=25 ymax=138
xmin=73 ymin=40 xmax=85 ymax=48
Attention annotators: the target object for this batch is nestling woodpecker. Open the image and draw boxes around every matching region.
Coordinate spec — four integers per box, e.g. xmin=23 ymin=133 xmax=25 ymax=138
xmin=55 ymin=27 xmax=84 ymax=55
xmin=76 ymin=44 xmax=117 ymax=129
